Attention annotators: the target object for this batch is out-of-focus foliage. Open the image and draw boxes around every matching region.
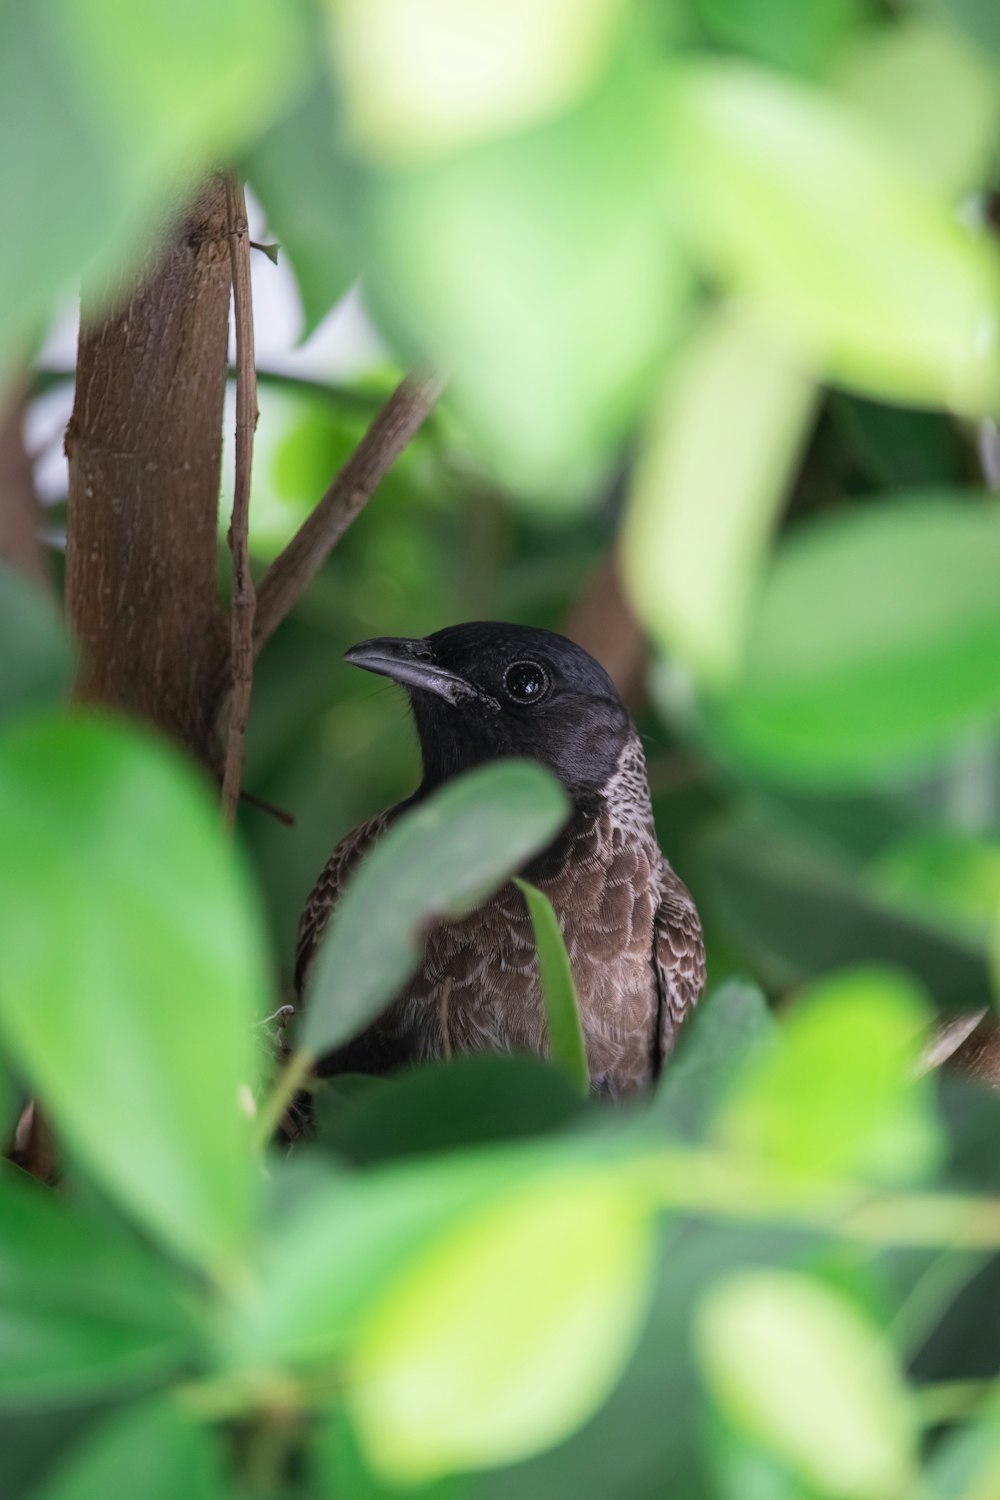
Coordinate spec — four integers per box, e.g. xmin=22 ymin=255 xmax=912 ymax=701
xmin=5 ymin=1 xmax=1000 ymax=1498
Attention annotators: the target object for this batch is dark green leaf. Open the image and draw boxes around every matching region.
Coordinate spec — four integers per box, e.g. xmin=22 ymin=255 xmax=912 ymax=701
xmin=33 ymin=1398 xmax=227 ymax=1500
xmin=315 ymin=1053 xmax=588 ymax=1167
xmin=830 ymin=395 xmax=967 ymax=490
xmin=924 ymin=0 xmax=1000 ymax=55
xmin=708 ymin=496 xmax=1000 ymax=784
xmin=695 ymin=0 xmax=864 ymax=76
xmin=0 ymin=565 xmax=72 ymax=726
xmin=0 ymin=717 xmax=268 ymax=1274
xmin=302 ymin=761 xmax=569 ymax=1057
xmin=650 ymin=978 xmax=775 ymax=1139
xmin=0 ymin=1166 xmax=197 ymax=1405
xmin=244 ymin=75 xmax=359 ymax=338
xmin=696 ymin=808 xmax=994 ymax=1016
xmin=514 ymin=879 xmax=589 ymax=1095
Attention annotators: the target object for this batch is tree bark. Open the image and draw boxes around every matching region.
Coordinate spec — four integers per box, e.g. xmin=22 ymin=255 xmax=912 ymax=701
xmin=64 ymin=177 xmax=231 ymax=762
xmin=0 ymin=379 xmax=50 ymax=592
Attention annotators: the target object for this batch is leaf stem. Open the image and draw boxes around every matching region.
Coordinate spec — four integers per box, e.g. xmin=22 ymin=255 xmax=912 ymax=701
xmin=254 ymin=1048 xmax=315 ymax=1150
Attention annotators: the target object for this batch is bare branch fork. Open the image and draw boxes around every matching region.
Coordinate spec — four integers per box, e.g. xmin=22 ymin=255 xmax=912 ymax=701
xmin=251 ymin=368 xmax=445 ymax=658
xmin=221 ymin=175 xmax=259 ymax=824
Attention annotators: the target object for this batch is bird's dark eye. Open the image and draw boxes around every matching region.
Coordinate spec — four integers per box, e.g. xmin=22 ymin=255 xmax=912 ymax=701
xmin=503 ymin=660 xmax=549 ymax=704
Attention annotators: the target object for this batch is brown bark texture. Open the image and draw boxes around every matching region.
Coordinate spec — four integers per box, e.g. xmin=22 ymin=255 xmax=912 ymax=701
xmin=0 ymin=379 xmax=50 ymax=591
xmin=64 ymin=177 xmax=231 ymax=761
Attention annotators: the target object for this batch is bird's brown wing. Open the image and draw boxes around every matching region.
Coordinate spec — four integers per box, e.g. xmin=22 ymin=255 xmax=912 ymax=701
xmin=294 ymin=809 xmax=394 ymax=994
xmin=654 ymin=862 xmax=706 ymax=1067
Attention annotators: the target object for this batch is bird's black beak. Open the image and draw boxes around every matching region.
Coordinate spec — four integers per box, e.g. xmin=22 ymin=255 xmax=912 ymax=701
xmin=344 ymin=636 xmax=485 ymax=707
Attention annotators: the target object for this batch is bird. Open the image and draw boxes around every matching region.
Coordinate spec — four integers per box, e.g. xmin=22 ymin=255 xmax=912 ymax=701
xmin=295 ymin=622 xmax=705 ymax=1097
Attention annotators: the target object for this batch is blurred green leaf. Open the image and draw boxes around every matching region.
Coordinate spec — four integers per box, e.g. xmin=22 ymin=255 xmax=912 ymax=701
xmin=697 ymin=808 xmax=995 ymax=1015
xmin=303 ymin=760 xmax=569 ymax=1057
xmin=697 ymin=1271 xmax=917 ymax=1499
xmin=923 ymin=0 xmax=1000 ymax=56
xmin=0 ymin=566 xmax=72 ymax=727
xmin=244 ymin=75 xmax=359 ymax=338
xmin=716 ymin=966 xmax=941 ymax=1184
xmin=623 ymin=303 xmax=816 ymax=686
xmin=694 ymin=0 xmax=863 ymax=76
xmin=358 ymin=56 xmax=687 ymax=497
xmin=708 ymin=496 xmax=1000 ymax=784
xmin=314 ymin=1408 xmax=467 ymax=1500
xmin=324 ymin=0 xmax=630 ymax=162
xmin=514 ymin=878 xmax=589 ymax=1095
xmin=315 ymin=1053 xmax=587 ymax=1166
xmin=869 ymin=830 xmax=1000 ymax=944
xmin=650 ymin=978 xmax=776 ymax=1139
xmin=664 ymin=62 xmax=1000 ymax=411
xmin=830 ymin=395 xmax=968 ymax=490
xmin=33 ymin=1398 xmax=227 ymax=1500
xmin=833 ymin=18 xmax=1000 ymax=196
xmin=0 ymin=1166 xmax=196 ymax=1405
xmin=346 ymin=1171 xmax=657 ymax=1482
xmin=0 ymin=1 xmax=303 ymax=370
xmin=0 ymin=718 xmax=267 ymax=1274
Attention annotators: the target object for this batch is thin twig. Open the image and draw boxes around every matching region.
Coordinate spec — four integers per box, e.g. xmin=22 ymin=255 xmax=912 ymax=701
xmin=221 ymin=175 xmax=259 ymax=825
xmin=252 ymin=369 xmax=444 ymax=657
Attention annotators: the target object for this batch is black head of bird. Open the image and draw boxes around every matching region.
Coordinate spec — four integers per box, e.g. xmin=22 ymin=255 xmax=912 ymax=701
xmin=344 ymin=621 xmax=632 ymax=799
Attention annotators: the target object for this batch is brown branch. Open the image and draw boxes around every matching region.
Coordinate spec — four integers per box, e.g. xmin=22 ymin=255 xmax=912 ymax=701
xmin=221 ymin=176 xmax=259 ymax=825
xmin=0 ymin=378 xmax=51 ymax=592
xmin=251 ymin=370 xmax=444 ymax=657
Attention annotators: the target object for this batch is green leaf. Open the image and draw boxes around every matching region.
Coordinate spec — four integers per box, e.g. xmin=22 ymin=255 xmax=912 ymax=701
xmin=923 ymin=0 xmax=1000 ymax=56
xmin=0 ymin=2 xmax=304 ymax=370
xmin=0 ymin=1166 xmax=196 ymax=1405
xmin=707 ymin=496 xmax=1000 ymax=784
xmin=357 ymin=54 xmax=689 ymax=498
xmin=314 ymin=1053 xmax=587 ymax=1166
xmin=868 ymin=829 xmax=1000 ymax=945
xmin=694 ymin=0 xmax=864 ymax=77
xmin=696 ymin=807 xmax=995 ymax=1016
xmin=302 ymin=760 xmax=569 ymax=1057
xmin=623 ymin=303 xmax=816 ymax=686
xmin=514 ymin=878 xmax=589 ymax=1095
xmin=650 ymin=978 xmax=775 ymax=1139
xmin=346 ymin=1171 xmax=658 ymax=1482
xmin=663 ymin=62 xmax=1000 ymax=412
xmin=325 ymin=0 xmax=631 ymax=162
xmin=33 ymin=1398 xmax=227 ymax=1500
xmin=243 ymin=75 xmax=359 ymax=338
xmin=715 ymin=966 xmax=941 ymax=1185
xmin=697 ymin=1271 xmax=918 ymax=1499
xmin=830 ymin=395 xmax=966 ymax=490
xmin=0 ymin=717 xmax=267 ymax=1274
xmin=0 ymin=567 xmax=72 ymax=727
xmin=833 ymin=17 xmax=1000 ymax=196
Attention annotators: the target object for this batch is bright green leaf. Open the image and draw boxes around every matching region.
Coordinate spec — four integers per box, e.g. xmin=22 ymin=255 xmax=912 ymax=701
xmin=0 ymin=567 xmax=72 ymax=725
xmin=33 ymin=1398 xmax=227 ymax=1500
xmin=346 ymin=1172 xmax=657 ymax=1482
xmin=359 ymin=57 xmax=688 ymax=498
xmin=697 ymin=1271 xmax=918 ymax=1499
xmin=833 ymin=18 xmax=1000 ymax=196
xmin=869 ymin=829 xmax=1000 ymax=944
xmin=0 ymin=1166 xmax=196 ymax=1404
xmin=663 ymin=62 xmax=1000 ymax=412
xmin=0 ymin=717 xmax=267 ymax=1274
xmin=325 ymin=0 xmax=630 ymax=162
xmin=623 ymin=303 xmax=816 ymax=686
xmin=707 ymin=496 xmax=1000 ymax=784
xmin=514 ymin=878 xmax=589 ymax=1095
xmin=716 ymin=966 xmax=941 ymax=1184
xmin=303 ymin=760 xmax=568 ymax=1057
